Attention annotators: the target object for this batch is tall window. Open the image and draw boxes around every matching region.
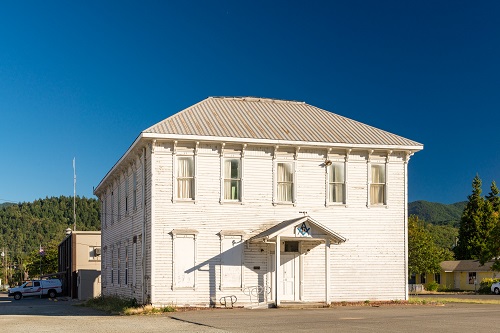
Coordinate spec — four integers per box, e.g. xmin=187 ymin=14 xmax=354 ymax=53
xmin=220 ymin=235 xmax=243 ymax=289
xmin=224 ymin=159 xmax=241 ymax=201
xmin=132 ymin=238 xmax=137 ymax=286
xmin=370 ymin=164 xmax=386 ymax=205
xmin=177 ymin=156 xmax=194 ymax=199
xmin=173 ymin=234 xmax=196 ymax=288
xmin=111 ymin=248 xmax=114 ymax=284
xmin=117 ymin=183 xmax=121 ymax=220
xmin=125 ymin=177 xmax=129 ymax=213
xmin=117 ymin=247 xmax=121 ymax=285
xmin=329 ymin=162 xmax=345 ymax=203
xmin=277 ymin=162 xmax=293 ymax=202
xmin=111 ymin=190 xmax=114 ymax=224
xmin=125 ymin=246 xmax=129 ymax=286
xmin=133 ymin=171 xmax=138 ymax=210
xmin=101 ymin=199 xmax=106 ymax=228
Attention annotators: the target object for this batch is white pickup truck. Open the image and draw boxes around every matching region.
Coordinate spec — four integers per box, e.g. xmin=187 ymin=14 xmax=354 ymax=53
xmin=8 ymin=279 xmax=62 ymax=300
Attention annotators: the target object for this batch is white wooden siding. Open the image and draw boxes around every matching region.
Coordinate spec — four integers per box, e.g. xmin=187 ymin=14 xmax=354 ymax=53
xmin=101 ymin=143 xmax=410 ymax=306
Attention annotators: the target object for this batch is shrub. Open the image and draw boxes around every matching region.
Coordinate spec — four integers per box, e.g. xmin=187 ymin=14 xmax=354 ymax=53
xmin=83 ymin=295 xmax=139 ymax=314
xmin=425 ymin=281 xmax=439 ymax=291
xmin=478 ymin=278 xmax=500 ymax=294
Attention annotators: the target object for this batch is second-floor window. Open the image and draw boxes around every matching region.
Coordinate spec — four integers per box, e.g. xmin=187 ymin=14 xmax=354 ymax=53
xmin=328 ymin=162 xmax=345 ymax=203
xmin=277 ymin=162 xmax=294 ymax=202
xmin=177 ymin=156 xmax=194 ymax=199
xmin=224 ymin=159 xmax=241 ymax=201
xmin=370 ymin=164 xmax=386 ymax=205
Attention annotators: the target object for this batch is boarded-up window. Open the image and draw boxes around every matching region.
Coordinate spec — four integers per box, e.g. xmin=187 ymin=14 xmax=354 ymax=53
xmin=174 ymin=235 xmax=196 ymax=288
xmin=221 ymin=235 xmax=243 ymax=289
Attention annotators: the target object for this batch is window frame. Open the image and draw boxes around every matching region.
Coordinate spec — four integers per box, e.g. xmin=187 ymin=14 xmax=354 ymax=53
xmin=223 ymin=158 xmax=242 ymax=202
xmin=172 ymin=230 xmax=198 ymax=290
xmin=468 ymin=272 xmax=477 ymax=285
xmin=275 ymin=161 xmax=295 ymax=204
xmin=369 ymin=162 xmax=387 ymax=206
xmin=327 ymin=161 xmax=346 ymax=204
xmin=219 ymin=232 xmax=244 ymax=290
xmin=176 ymin=155 xmax=195 ymax=201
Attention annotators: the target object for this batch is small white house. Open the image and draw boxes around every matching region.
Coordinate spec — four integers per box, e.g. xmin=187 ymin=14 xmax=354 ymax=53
xmin=94 ymin=97 xmax=423 ymax=307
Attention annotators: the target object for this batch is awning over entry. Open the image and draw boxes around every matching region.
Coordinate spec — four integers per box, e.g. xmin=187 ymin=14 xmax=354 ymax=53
xmin=250 ymin=216 xmax=346 ymax=244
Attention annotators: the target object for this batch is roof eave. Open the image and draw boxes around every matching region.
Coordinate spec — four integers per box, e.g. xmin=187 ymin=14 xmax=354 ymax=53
xmin=94 ymin=133 xmax=146 ymax=196
xmin=142 ymin=132 xmax=424 ymax=151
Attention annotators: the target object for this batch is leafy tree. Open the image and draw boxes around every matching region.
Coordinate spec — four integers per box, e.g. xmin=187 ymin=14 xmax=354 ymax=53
xmin=24 ymin=240 xmax=59 ymax=278
xmin=454 ymin=175 xmax=487 ymax=260
xmin=408 ymin=215 xmax=453 ymax=275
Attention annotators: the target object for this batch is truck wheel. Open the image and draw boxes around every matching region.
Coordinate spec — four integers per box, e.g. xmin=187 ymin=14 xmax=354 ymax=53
xmin=48 ymin=290 xmax=57 ymax=298
xmin=14 ymin=293 xmax=22 ymax=300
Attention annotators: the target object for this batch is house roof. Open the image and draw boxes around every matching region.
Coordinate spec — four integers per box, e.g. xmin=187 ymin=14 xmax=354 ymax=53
xmin=144 ymin=97 xmax=423 ymax=149
xmin=250 ymin=216 xmax=346 ymax=244
xmin=440 ymin=260 xmax=494 ymax=272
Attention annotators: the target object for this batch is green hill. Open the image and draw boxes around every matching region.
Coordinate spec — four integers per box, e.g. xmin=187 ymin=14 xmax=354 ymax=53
xmin=0 ymin=196 xmax=100 ymax=257
xmin=409 ymin=200 xmax=466 ymax=227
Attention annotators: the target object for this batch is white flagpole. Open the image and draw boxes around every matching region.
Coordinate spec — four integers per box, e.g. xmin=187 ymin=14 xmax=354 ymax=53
xmin=73 ymin=158 xmax=76 ymax=231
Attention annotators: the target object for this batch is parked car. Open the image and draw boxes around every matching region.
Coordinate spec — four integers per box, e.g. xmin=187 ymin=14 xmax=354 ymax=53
xmin=8 ymin=279 xmax=62 ymax=300
xmin=491 ymin=282 xmax=500 ymax=295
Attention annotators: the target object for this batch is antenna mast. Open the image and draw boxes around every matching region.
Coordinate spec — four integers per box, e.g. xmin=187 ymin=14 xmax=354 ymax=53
xmin=73 ymin=157 xmax=76 ymax=231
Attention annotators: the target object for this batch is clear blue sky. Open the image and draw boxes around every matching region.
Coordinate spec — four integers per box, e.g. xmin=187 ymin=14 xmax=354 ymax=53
xmin=0 ymin=1 xmax=499 ymax=205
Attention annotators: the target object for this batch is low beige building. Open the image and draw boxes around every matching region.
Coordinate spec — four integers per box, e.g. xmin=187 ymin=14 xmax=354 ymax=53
xmin=414 ymin=260 xmax=500 ymax=291
xmin=58 ymin=231 xmax=101 ymax=300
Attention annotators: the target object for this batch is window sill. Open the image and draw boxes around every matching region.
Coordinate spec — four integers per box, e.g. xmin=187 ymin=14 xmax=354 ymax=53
xmin=220 ymin=200 xmax=243 ymax=205
xmin=368 ymin=204 xmax=388 ymax=209
xmin=174 ymin=199 xmax=196 ymax=204
xmin=326 ymin=203 xmax=347 ymax=208
xmin=273 ymin=201 xmax=296 ymax=206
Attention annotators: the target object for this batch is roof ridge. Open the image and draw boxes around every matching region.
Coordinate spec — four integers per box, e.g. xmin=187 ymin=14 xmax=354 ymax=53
xmin=209 ymin=96 xmax=305 ymax=104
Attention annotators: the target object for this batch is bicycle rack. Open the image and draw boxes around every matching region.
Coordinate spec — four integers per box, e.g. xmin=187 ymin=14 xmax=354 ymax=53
xmin=243 ymin=285 xmax=271 ymax=306
xmin=220 ymin=295 xmax=237 ymax=308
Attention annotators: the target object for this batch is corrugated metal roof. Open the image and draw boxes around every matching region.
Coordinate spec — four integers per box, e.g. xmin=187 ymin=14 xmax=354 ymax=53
xmin=440 ymin=260 xmax=494 ymax=272
xmin=144 ymin=97 xmax=423 ymax=148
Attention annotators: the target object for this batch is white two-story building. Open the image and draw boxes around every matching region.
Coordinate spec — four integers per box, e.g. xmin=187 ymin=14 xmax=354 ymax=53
xmin=94 ymin=97 xmax=423 ymax=307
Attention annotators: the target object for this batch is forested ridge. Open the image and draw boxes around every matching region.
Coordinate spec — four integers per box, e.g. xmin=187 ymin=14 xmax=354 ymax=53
xmin=0 ymin=196 xmax=100 ymax=256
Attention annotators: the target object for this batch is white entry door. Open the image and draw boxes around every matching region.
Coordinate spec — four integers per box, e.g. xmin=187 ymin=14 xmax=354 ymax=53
xmin=280 ymin=254 xmax=298 ymax=301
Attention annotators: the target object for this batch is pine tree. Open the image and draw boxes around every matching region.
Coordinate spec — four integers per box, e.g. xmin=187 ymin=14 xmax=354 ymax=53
xmin=454 ymin=175 xmax=485 ymax=260
xmin=481 ymin=181 xmax=500 ymax=269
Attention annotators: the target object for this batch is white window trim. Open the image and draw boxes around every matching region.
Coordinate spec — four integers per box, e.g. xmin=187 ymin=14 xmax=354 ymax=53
xmin=133 ymin=170 xmax=138 ymax=211
xmin=111 ymin=186 xmax=115 ymax=224
xmin=174 ymin=153 xmax=196 ymax=203
xmin=117 ymin=178 xmax=121 ymax=221
xmin=274 ymin=160 xmax=296 ymax=205
xmin=221 ymin=155 xmax=243 ymax=204
xmin=171 ymin=229 xmax=198 ymax=290
xmin=367 ymin=152 xmax=389 ymax=207
xmin=325 ymin=155 xmax=347 ymax=206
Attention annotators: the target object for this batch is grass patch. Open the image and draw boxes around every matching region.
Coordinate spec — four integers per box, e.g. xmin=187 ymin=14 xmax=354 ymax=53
xmin=82 ymin=295 xmax=176 ymax=315
xmin=409 ymin=297 xmax=500 ymax=305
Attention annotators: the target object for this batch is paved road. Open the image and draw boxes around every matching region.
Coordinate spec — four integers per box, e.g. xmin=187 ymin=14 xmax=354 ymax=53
xmin=1 ymin=293 xmax=499 ymax=332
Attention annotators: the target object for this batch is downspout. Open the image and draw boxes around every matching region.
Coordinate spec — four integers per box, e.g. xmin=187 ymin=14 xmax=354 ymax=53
xmin=150 ymin=140 xmax=156 ymax=305
xmin=141 ymin=146 xmax=147 ymax=304
xmin=404 ymin=151 xmax=411 ymax=301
